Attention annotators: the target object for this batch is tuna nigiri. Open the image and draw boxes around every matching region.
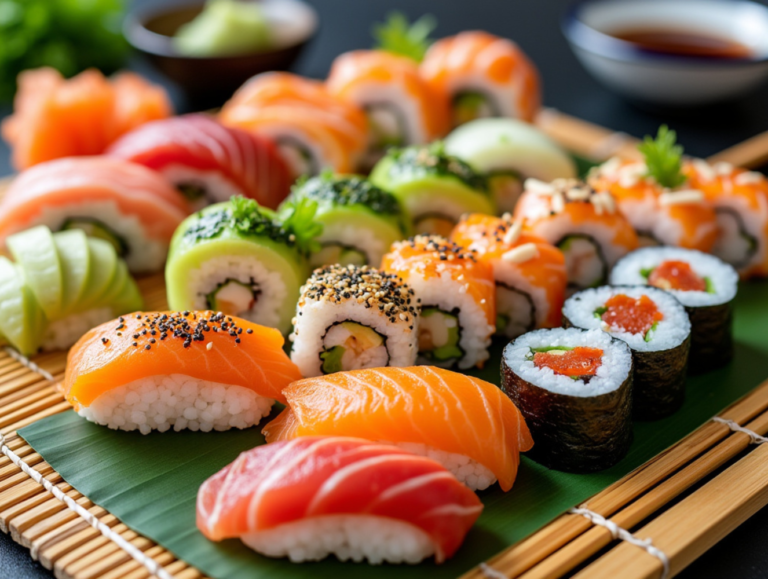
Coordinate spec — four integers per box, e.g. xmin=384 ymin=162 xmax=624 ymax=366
xmin=263 ymin=366 xmax=533 ymax=491
xmin=0 ymin=157 xmax=191 ymax=273
xmin=62 ymin=311 xmax=302 ymax=433
xmin=106 ymin=114 xmax=292 ymax=210
xmin=197 ymin=436 xmax=483 ymax=564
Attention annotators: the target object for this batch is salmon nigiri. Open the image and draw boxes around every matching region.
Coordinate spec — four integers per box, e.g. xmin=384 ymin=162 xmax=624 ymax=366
xmin=197 ymin=436 xmax=483 ymax=564
xmin=263 ymin=366 xmax=533 ymax=491
xmin=62 ymin=311 xmax=302 ymax=433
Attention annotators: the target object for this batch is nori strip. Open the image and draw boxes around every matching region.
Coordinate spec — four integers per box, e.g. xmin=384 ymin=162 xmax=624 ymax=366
xmin=687 ymin=301 xmax=734 ymax=375
xmin=501 ymin=338 xmax=633 ymax=473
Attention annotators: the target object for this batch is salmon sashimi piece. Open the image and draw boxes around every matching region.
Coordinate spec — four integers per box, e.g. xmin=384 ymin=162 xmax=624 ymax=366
xmin=263 ymin=366 xmax=533 ymax=492
xmin=106 ymin=114 xmax=292 ymax=209
xmin=197 ymin=436 xmax=483 ymax=563
xmin=2 ymin=68 xmax=172 ymax=170
xmin=63 ymin=311 xmax=302 ymax=410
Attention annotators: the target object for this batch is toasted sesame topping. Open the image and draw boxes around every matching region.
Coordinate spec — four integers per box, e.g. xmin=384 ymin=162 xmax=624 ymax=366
xmin=735 ymin=171 xmax=764 ymax=186
xmin=503 ymin=218 xmax=523 ymax=245
xmin=502 ymin=243 xmax=540 ymax=263
xmin=659 ymin=190 xmax=704 ymax=206
xmin=692 ymin=159 xmax=716 ymax=182
xmin=713 ymin=162 xmax=735 ymax=176
xmin=552 ymin=191 xmax=566 ymax=214
xmin=525 ymin=178 xmax=555 ymax=195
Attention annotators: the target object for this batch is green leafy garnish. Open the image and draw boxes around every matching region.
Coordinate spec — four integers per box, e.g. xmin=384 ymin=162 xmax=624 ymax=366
xmin=640 ymin=267 xmax=654 ymax=280
xmin=280 ymin=198 xmax=324 ymax=255
xmin=704 ymin=276 xmax=716 ymax=294
xmin=593 ymin=306 xmax=608 ymax=320
xmin=372 ymin=11 xmax=436 ymax=62
xmin=638 ymin=125 xmax=688 ymax=189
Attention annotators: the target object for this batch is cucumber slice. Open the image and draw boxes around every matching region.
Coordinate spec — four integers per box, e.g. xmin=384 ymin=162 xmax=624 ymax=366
xmin=7 ymin=226 xmax=63 ymax=320
xmin=108 ymin=269 xmax=144 ymax=315
xmin=320 ymin=346 xmax=346 ymax=375
xmin=98 ymin=260 xmax=131 ymax=308
xmin=61 ymin=217 xmax=129 ymax=258
xmin=419 ymin=307 xmax=464 ymax=362
xmin=78 ymin=239 xmax=118 ymax=310
xmin=0 ymin=258 xmax=46 ymax=355
xmin=53 ymin=229 xmax=90 ymax=315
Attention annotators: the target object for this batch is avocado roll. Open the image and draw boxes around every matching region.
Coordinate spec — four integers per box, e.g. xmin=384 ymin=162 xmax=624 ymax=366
xmin=280 ymin=173 xmax=408 ymax=269
xmin=166 ymin=196 xmax=319 ymax=335
xmin=502 ymin=328 xmax=633 ymax=473
xmin=370 ymin=143 xmax=495 ymax=238
xmin=564 ymin=286 xmax=691 ymax=420
xmin=290 ymin=264 xmax=419 ymax=377
xmin=610 ymin=247 xmax=738 ymax=374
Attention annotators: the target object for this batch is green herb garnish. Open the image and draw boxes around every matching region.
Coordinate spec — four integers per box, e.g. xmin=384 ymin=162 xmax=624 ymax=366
xmin=638 ymin=125 xmax=688 ymax=189
xmin=372 ymin=11 xmax=436 ymax=62
xmin=593 ymin=306 xmax=608 ymax=320
xmin=640 ymin=267 xmax=654 ymax=280
xmin=644 ymin=321 xmax=659 ymax=343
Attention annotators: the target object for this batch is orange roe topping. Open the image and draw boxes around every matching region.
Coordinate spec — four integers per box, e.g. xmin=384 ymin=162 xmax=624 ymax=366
xmin=533 ymin=347 xmax=603 ymax=378
xmin=601 ymin=294 xmax=664 ymax=335
xmin=648 ymin=260 xmax=707 ymax=291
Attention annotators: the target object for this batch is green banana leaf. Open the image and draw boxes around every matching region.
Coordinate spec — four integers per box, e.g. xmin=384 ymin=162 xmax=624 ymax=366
xmin=20 ymin=280 xmax=768 ymax=579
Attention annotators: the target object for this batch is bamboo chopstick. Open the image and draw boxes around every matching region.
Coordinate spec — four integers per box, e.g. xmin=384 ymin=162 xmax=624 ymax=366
xmin=707 ymin=131 xmax=768 ymax=169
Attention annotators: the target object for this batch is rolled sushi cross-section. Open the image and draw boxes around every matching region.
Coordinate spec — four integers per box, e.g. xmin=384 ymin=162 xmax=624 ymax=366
xmin=290 ymin=264 xmax=419 ymax=377
xmin=370 ymin=143 xmax=495 ymax=237
xmin=564 ymin=286 xmax=691 ymax=419
xmin=380 ymin=235 xmax=495 ymax=369
xmin=263 ymin=366 xmax=533 ymax=491
xmin=166 ymin=196 xmax=319 ymax=335
xmin=502 ymin=328 xmax=633 ymax=473
xmin=444 ymin=118 xmax=577 ymax=215
xmin=62 ymin=311 xmax=303 ymax=433
xmin=280 ymin=173 xmax=407 ymax=269
xmin=610 ymin=247 xmax=738 ymax=374
xmin=450 ymin=213 xmax=567 ymax=339
xmin=515 ymin=178 xmax=639 ymax=292
xmin=196 ymin=437 xmax=483 ymax=564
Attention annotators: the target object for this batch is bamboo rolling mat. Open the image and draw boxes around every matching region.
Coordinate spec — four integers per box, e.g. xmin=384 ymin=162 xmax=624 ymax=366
xmin=2 ymin=111 xmax=768 ymax=579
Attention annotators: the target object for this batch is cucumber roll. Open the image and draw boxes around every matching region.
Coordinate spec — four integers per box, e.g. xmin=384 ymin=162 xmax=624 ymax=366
xmin=280 ymin=173 xmax=408 ymax=269
xmin=290 ymin=264 xmax=420 ymax=377
xmin=610 ymin=247 xmax=738 ymax=374
xmin=370 ymin=143 xmax=495 ymax=238
xmin=564 ymin=286 xmax=691 ymax=420
xmin=502 ymin=328 xmax=633 ymax=473
xmin=166 ymin=196 xmax=320 ymax=335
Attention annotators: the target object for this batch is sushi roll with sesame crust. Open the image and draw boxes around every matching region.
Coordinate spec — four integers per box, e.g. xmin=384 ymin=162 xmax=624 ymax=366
xmin=380 ymin=235 xmax=495 ymax=369
xmin=290 ymin=265 xmax=420 ymax=377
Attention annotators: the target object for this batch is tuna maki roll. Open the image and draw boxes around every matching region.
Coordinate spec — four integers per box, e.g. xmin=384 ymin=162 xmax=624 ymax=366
xmin=502 ymin=327 xmax=633 ymax=473
xmin=564 ymin=286 xmax=691 ymax=420
xmin=610 ymin=247 xmax=738 ymax=374
xmin=290 ymin=264 xmax=419 ymax=377
xmin=370 ymin=143 xmax=495 ymax=237
xmin=165 ymin=196 xmax=321 ymax=335
xmin=280 ymin=173 xmax=407 ymax=269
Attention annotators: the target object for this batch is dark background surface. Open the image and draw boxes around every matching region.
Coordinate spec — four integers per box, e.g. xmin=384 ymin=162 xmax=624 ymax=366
xmin=2 ymin=0 xmax=768 ymax=577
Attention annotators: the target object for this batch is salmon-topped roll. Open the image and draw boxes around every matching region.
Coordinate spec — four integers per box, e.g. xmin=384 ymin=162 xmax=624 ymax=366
xmin=220 ymin=72 xmax=368 ymax=178
xmin=421 ymin=31 xmax=540 ymax=127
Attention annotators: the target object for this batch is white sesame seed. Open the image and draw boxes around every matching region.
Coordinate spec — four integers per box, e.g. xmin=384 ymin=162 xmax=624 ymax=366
xmin=566 ymin=187 xmax=590 ymax=201
xmin=735 ymin=171 xmax=764 ymax=185
xmin=206 ymin=342 xmax=213 ymax=351
xmin=525 ymin=178 xmax=555 ymax=195
xmin=692 ymin=159 xmax=716 ymax=182
xmin=399 ymin=313 xmax=407 ymax=321
xmin=501 ymin=243 xmax=539 ymax=263
xmin=591 ymin=194 xmax=605 ymax=215
xmin=552 ymin=191 xmax=566 ymax=213
xmin=659 ymin=190 xmax=704 ymax=206
xmin=714 ymin=162 xmax=734 ymax=176
xmin=503 ymin=219 xmax=523 ymax=245
xmin=599 ymin=191 xmax=616 ymax=213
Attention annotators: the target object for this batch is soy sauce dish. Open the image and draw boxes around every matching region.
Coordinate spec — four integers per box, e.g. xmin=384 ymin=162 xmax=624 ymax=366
xmin=562 ymin=0 xmax=768 ymax=105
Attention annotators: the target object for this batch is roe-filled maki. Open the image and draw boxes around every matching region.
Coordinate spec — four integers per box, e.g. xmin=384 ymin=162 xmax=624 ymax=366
xmin=564 ymin=286 xmax=691 ymax=420
xmin=502 ymin=327 xmax=633 ymax=473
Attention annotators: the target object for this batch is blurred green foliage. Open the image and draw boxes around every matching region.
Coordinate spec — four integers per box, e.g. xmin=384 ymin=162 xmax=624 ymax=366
xmin=0 ymin=0 xmax=129 ymax=101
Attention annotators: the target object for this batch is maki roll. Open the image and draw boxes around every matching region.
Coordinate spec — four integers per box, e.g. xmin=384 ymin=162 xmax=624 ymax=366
xmin=106 ymin=114 xmax=292 ymax=210
xmin=421 ymin=31 xmax=540 ymax=127
xmin=370 ymin=143 xmax=495 ymax=237
xmin=220 ymin=73 xmax=368 ymax=177
xmin=563 ymin=286 xmax=691 ymax=419
xmin=280 ymin=173 xmax=407 ymax=269
xmin=502 ymin=328 xmax=633 ymax=473
xmin=515 ymin=178 xmax=638 ymax=292
xmin=444 ymin=118 xmax=577 ymax=215
xmin=290 ymin=265 xmax=419 ymax=377
xmin=165 ymin=196 xmax=320 ymax=335
xmin=450 ymin=213 xmax=567 ymax=339
xmin=380 ymin=235 xmax=495 ymax=369
xmin=685 ymin=160 xmax=768 ymax=279
xmin=610 ymin=247 xmax=738 ymax=374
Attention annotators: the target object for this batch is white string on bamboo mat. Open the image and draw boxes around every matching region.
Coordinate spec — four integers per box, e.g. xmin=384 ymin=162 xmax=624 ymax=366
xmin=3 ymin=347 xmax=55 ymax=383
xmin=569 ymin=507 xmax=670 ymax=579
xmin=478 ymin=562 xmax=508 ymax=579
xmin=712 ymin=416 xmax=768 ymax=445
xmin=0 ymin=431 xmax=172 ymax=579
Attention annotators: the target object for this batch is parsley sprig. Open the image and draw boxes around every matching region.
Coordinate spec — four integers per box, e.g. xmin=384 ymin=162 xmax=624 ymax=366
xmin=372 ymin=11 xmax=436 ymax=62
xmin=638 ymin=125 xmax=688 ymax=189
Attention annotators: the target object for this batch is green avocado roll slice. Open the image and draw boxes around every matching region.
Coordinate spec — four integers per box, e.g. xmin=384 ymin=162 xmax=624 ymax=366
xmin=6 ymin=226 xmax=63 ymax=320
xmin=166 ymin=196 xmax=319 ymax=335
xmin=370 ymin=143 xmax=495 ymax=237
xmin=280 ymin=172 xmax=408 ymax=269
xmin=53 ymin=229 xmax=90 ymax=315
xmin=78 ymin=238 xmax=119 ymax=311
xmin=0 ymin=257 xmax=47 ymax=356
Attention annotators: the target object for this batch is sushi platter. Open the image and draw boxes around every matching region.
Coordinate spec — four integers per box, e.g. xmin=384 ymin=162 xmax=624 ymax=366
xmin=1 ymin=13 xmax=768 ymax=579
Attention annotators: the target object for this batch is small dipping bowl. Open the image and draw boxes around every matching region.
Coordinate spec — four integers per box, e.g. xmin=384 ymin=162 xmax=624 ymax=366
xmin=125 ymin=0 xmax=318 ymax=108
xmin=562 ymin=0 xmax=768 ymax=106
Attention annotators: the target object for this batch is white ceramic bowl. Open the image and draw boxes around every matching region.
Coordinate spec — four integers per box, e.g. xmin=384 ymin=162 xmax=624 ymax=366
xmin=562 ymin=0 xmax=768 ymax=105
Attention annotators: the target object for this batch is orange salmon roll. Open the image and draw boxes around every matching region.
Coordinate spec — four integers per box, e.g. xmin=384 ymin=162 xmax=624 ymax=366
xmin=421 ymin=31 xmax=540 ymax=127
xmin=451 ymin=213 xmax=567 ymax=338
xmin=514 ymin=178 xmax=638 ymax=292
xmin=327 ymin=50 xmax=450 ymax=169
xmin=380 ymin=235 xmax=495 ymax=369
xmin=220 ymin=72 xmax=368 ymax=177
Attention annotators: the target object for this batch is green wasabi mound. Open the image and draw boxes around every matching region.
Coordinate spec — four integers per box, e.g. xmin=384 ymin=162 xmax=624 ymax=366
xmin=0 ymin=226 xmax=143 ymax=356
